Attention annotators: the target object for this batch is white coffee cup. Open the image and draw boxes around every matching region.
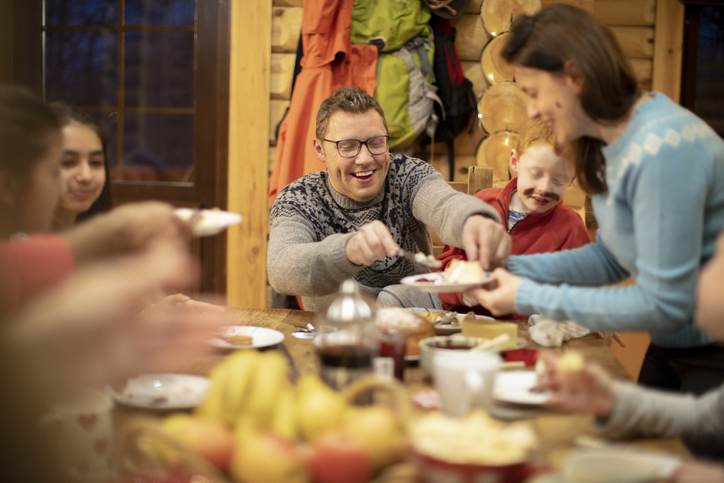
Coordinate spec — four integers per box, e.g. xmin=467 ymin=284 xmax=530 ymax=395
xmin=433 ymin=350 xmax=501 ymax=417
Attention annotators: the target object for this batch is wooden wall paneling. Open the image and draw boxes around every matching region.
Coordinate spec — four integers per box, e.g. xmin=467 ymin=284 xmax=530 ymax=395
xmin=593 ymin=0 xmax=655 ymax=26
xmin=455 ymin=14 xmax=489 ymax=62
xmin=540 ymin=0 xmax=593 ymax=12
xmin=652 ymin=0 xmax=684 ymax=102
xmin=631 ymin=58 xmax=653 ymax=86
xmin=271 ymin=6 xmax=302 ymax=53
xmin=610 ymin=26 xmax=654 ymax=59
xmin=462 ymin=61 xmax=487 ymax=99
xmin=227 ymin=0 xmax=272 ymax=309
xmin=430 ymin=154 xmax=476 ymax=182
xmin=269 ymin=99 xmax=290 ymax=145
xmin=270 ymin=53 xmax=295 ymax=100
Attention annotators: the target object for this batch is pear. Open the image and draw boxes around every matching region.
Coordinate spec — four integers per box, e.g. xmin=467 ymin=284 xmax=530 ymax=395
xmin=230 ymin=430 xmax=308 ymax=483
xmin=341 ymin=405 xmax=407 ymax=469
xmin=296 ymin=374 xmax=347 ymax=441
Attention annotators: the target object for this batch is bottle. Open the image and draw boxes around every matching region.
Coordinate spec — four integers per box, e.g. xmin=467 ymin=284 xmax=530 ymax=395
xmin=315 ymin=279 xmax=378 ymax=390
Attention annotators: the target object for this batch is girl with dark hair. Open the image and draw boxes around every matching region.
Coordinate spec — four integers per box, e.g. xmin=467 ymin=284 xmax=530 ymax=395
xmin=51 ymin=105 xmax=113 ymax=229
xmin=471 ymin=4 xmax=724 ymax=393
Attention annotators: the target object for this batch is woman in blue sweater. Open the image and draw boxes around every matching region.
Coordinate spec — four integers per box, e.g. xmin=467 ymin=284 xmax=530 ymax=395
xmin=471 ymin=4 xmax=724 ymax=393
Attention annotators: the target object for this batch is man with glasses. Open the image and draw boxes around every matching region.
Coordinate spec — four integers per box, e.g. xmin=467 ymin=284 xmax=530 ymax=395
xmin=268 ymin=87 xmax=509 ymax=311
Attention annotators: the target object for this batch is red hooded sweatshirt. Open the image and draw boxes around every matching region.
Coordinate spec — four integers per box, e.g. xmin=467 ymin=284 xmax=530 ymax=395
xmin=438 ymin=177 xmax=590 ymax=315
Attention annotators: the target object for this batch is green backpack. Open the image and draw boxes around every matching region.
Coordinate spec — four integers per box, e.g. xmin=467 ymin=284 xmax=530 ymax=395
xmin=352 ymin=0 xmax=442 ymax=149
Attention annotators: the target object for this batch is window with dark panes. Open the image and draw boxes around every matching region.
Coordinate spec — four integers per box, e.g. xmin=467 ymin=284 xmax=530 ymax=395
xmin=43 ymin=0 xmax=196 ymax=184
xmin=41 ymin=0 xmax=231 ymax=292
xmin=681 ymin=3 xmax=724 ymax=138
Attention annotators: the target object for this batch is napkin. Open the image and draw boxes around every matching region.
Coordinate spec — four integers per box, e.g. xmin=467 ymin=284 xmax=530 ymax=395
xmin=528 ymin=314 xmax=590 ymax=347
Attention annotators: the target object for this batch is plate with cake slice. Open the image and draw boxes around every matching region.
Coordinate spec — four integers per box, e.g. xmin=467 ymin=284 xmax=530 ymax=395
xmin=401 ymin=260 xmax=492 ymax=293
xmin=210 ymin=325 xmax=284 ymax=350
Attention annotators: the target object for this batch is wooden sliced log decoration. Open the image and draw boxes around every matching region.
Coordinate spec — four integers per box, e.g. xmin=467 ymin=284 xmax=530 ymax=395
xmin=475 ymin=131 xmax=519 ymax=184
xmin=478 ymin=81 xmax=528 ymax=134
xmin=480 ymin=32 xmax=514 ymax=84
xmin=481 ymin=0 xmax=541 ymax=37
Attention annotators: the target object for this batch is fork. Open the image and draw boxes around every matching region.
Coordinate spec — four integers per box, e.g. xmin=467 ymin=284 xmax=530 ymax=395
xmin=398 ymin=248 xmax=442 ymax=269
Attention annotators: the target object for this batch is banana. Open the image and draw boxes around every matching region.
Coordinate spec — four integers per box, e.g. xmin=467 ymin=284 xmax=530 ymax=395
xmin=222 ymin=350 xmax=259 ymax=426
xmin=269 ymin=386 xmax=297 ymax=440
xmin=195 ymin=361 xmax=230 ymax=424
xmin=245 ymin=351 xmax=289 ymax=430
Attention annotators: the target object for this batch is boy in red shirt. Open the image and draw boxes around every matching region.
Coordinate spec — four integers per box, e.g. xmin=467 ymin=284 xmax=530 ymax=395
xmin=438 ymin=118 xmax=590 ymax=314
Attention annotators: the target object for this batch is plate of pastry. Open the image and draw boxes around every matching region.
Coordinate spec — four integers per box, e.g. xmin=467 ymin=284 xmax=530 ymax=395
xmin=209 ymin=325 xmax=284 ymax=350
xmin=174 ymin=208 xmax=242 ymax=237
xmin=401 ymin=260 xmax=492 ymax=293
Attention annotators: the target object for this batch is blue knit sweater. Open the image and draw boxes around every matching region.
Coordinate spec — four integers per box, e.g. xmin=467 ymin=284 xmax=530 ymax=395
xmin=508 ymin=93 xmax=724 ymax=348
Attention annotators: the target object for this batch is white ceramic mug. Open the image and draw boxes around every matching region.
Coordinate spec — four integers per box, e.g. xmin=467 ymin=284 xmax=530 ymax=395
xmin=432 ymin=350 xmax=501 ymax=417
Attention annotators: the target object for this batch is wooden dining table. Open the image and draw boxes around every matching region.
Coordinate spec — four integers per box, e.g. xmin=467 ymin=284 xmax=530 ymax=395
xmin=116 ymin=307 xmax=691 ymax=480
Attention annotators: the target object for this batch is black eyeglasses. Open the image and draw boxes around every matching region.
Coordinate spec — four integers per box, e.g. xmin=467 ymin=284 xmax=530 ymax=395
xmin=322 ymin=135 xmax=390 ymax=158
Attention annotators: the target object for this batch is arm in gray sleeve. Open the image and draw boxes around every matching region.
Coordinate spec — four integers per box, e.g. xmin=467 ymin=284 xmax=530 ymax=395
xmin=599 ymin=381 xmax=724 ymax=452
xmin=267 ymin=216 xmax=362 ymax=297
xmin=411 ymin=175 xmax=499 ymax=248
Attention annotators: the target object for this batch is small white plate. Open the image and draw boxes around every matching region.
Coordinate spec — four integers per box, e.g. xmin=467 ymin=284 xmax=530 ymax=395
xmin=107 ymin=373 xmax=209 ymax=410
xmin=174 ymin=208 xmax=242 ymax=237
xmin=563 ymin=448 xmax=681 ymax=483
xmin=210 ymin=325 xmax=285 ymax=350
xmin=494 ymin=370 xmax=550 ymax=406
xmin=401 ymin=272 xmax=492 ymax=293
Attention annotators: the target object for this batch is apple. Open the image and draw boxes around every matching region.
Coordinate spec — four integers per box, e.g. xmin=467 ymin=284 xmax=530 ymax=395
xmin=161 ymin=415 xmax=234 ymax=471
xmin=230 ymin=431 xmax=308 ymax=483
xmin=342 ymin=406 xmax=407 ymax=469
xmin=307 ymin=432 xmax=373 ymax=483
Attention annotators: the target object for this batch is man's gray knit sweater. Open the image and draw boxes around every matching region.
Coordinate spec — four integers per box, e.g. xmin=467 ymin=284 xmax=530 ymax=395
xmin=267 ymin=154 xmax=498 ymax=312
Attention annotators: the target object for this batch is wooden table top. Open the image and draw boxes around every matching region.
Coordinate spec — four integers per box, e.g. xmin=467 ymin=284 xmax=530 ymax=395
xmin=116 ymin=307 xmax=691 ymax=479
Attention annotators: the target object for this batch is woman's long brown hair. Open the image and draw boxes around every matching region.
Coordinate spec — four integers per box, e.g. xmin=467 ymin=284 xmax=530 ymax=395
xmin=502 ymin=4 xmax=641 ymax=195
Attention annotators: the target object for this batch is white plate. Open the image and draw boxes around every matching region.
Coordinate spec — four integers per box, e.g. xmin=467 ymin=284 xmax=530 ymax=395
xmin=107 ymin=373 xmax=209 ymax=410
xmin=563 ymin=448 xmax=681 ymax=483
xmin=401 ymin=272 xmax=492 ymax=293
xmin=494 ymin=370 xmax=550 ymax=406
xmin=174 ymin=208 xmax=242 ymax=237
xmin=210 ymin=325 xmax=285 ymax=350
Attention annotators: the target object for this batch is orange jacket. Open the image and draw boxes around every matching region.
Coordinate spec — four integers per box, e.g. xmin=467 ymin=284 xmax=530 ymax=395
xmin=268 ymin=0 xmax=378 ymax=206
xmin=438 ymin=177 xmax=590 ymax=315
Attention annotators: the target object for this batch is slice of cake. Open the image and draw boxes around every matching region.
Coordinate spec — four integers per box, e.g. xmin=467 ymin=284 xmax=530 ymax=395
xmin=444 ymin=259 xmax=486 ymax=284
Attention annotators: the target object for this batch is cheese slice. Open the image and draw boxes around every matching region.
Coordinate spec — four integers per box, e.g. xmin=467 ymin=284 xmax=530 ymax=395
xmin=462 ymin=319 xmax=518 ymax=350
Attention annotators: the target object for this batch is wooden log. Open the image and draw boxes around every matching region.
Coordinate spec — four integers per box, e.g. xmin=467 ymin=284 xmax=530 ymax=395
xmin=270 ymin=53 xmax=295 ymax=100
xmin=268 ymin=146 xmax=277 ymax=175
xmin=269 ymin=99 xmax=290 ymax=145
xmin=476 ymin=131 xmax=518 ymax=185
xmin=273 ymin=0 xmax=301 ymax=6
xmin=630 ymin=58 xmax=653 ymax=85
xmin=430 ymin=123 xmax=486 ymax=158
xmin=455 ymin=14 xmax=489 ymax=62
xmin=653 ymin=0 xmax=684 ymax=102
xmin=610 ymin=26 xmax=654 ymax=59
xmin=271 ymin=7 xmax=302 ymax=53
xmin=564 ymin=182 xmax=586 ymax=208
xmin=462 ymin=61 xmax=487 ymax=99
xmin=593 ymin=0 xmax=655 ymax=26
xmin=540 ymin=0 xmax=593 ymax=13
